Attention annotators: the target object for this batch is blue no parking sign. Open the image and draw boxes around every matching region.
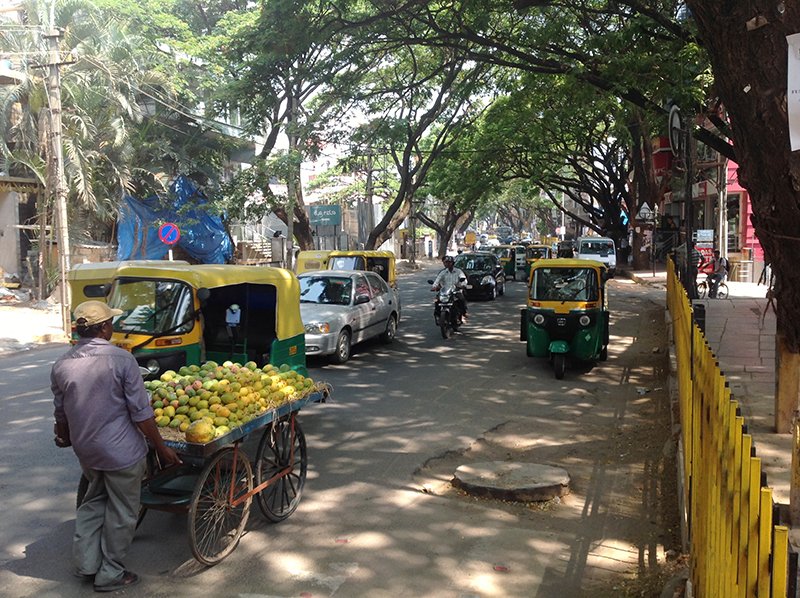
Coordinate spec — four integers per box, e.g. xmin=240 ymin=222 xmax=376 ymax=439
xmin=158 ymin=222 xmax=181 ymax=246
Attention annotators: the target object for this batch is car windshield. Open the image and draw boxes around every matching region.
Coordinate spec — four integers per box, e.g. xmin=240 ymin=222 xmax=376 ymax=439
xmin=454 ymin=256 xmax=491 ymax=271
xmin=299 ymin=275 xmax=353 ymax=306
xmin=530 ymin=267 xmax=599 ymax=302
xmin=107 ymin=278 xmax=195 ymax=335
xmin=580 ymin=240 xmax=614 ymax=256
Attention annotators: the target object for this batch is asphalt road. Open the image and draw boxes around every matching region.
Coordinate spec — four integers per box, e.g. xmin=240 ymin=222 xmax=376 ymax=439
xmin=0 ymin=267 xmax=675 ymax=597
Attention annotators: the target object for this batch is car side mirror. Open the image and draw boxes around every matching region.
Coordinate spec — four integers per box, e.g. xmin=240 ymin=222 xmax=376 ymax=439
xmin=602 ymin=270 xmax=615 ymax=281
xmin=355 ymin=294 xmax=371 ymax=305
xmin=197 ymin=287 xmax=211 ymax=304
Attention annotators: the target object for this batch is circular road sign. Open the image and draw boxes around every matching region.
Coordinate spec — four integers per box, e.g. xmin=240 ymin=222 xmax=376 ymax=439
xmin=668 ymin=105 xmax=682 ymax=157
xmin=158 ymin=222 xmax=181 ymax=246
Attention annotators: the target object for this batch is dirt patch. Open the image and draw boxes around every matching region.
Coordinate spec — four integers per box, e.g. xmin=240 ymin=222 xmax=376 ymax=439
xmin=414 ymin=282 xmax=685 ymax=595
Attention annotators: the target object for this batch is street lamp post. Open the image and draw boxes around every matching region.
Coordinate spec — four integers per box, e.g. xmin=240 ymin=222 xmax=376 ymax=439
xmin=684 ymin=115 xmax=698 ymax=300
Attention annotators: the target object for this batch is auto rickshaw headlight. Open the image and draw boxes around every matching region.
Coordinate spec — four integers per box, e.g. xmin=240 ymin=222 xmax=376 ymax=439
xmin=533 ymin=313 xmax=545 ymax=326
xmin=145 ymin=359 xmax=160 ymax=374
xmin=305 ymin=322 xmax=330 ymax=334
xmin=579 ymin=315 xmax=591 ymax=327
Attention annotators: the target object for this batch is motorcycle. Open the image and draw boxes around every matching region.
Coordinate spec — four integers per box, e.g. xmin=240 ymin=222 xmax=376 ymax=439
xmin=427 ymin=278 xmax=466 ymax=339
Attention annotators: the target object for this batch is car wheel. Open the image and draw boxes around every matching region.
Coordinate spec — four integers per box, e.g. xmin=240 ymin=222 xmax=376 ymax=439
xmin=381 ymin=314 xmax=397 ymax=344
xmin=331 ymin=329 xmax=351 ymax=364
xmin=599 ymin=345 xmax=608 ymax=361
xmin=498 ymin=280 xmax=505 ymax=296
xmin=488 ymin=285 xmax=496 ymax=300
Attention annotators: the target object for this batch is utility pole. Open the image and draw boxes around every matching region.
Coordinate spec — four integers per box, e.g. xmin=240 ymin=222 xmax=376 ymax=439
xmin=43 ymin=27 xmax=71 ymax=335
xmin=365 ymin=150 xmax=374 ymax=245
xmin=285 ymin=81 xmax=296 ymax=269
xmin=684 ymin=114 xmax=697 ymax=300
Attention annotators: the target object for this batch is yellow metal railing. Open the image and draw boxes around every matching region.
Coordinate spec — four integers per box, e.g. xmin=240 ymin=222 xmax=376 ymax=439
xmin=666 ymin=259 xmax=790 ymax=596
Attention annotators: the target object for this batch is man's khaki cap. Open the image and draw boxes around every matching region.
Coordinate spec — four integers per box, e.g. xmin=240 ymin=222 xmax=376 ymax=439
xmin=73 ymin=300 xmax=123 ymax=327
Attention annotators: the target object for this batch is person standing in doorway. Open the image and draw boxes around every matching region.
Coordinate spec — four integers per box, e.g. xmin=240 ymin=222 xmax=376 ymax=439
xmin=52 ymin=301 xmax=181 ymax=592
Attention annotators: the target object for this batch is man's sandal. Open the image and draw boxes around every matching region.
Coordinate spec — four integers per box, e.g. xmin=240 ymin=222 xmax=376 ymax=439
xmin=94 ymin=571 xmax=140 ymax=593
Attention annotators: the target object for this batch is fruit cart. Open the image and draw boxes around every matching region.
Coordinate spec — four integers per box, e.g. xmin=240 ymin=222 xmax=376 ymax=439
xmin=139 ymin=389 xmax=326 ymax=566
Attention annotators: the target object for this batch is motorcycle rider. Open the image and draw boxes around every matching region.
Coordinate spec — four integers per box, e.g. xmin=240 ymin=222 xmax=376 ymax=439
xmin=432 ymin=255 xmax=468 ymax=320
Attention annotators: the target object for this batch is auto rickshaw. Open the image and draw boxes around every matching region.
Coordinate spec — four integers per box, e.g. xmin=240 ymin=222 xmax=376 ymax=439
xmin=295 ymin=250 xmax=332 ymax=274
xmin=489 ymin=244 xmax=528 ymax=281
xmin=522 ymin=244 xmax=553 ymax=281
xmin=519 ymin=258 xmax=611 ymax=379
xmin=326 ymin=250 xmax=397 ymax=289
xmin=103 ymin=262 xmax=307 ymax=378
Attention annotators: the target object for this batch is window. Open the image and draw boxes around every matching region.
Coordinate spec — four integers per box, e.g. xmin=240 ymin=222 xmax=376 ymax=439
xmin=108 ymin=278 xmax=194 ymax=335
xmin=299 ymin=275 xmax=352 ymax=306
xmin=530 ymin=268 xmax=599 ymax=302
xmin=367 ymin=273 xmax=387 ymax=296
xmin=354 ymin=274 xmax=370 ymax=299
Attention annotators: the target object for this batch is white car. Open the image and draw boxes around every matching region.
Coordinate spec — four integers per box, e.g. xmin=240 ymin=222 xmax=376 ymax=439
xmin=298 ymin=270 xmax=401 ymax=364
xmin=576 ymin=236 xmax=617 ymax=272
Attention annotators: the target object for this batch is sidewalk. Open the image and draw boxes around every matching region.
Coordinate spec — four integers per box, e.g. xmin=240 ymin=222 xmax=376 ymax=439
xmin=622 ymin=267 xmax=789 ymax=505
xmin=0 ymin=301 xmax=67 ymax=355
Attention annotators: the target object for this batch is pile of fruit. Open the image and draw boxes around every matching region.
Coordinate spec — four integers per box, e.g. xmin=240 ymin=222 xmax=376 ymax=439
xmin=144 ymin=360 xmax=319 ymax=444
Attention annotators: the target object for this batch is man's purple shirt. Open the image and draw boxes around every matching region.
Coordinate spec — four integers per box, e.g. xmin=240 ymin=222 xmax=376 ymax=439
xmin=52 ymin=337 xmax=153 ymax=470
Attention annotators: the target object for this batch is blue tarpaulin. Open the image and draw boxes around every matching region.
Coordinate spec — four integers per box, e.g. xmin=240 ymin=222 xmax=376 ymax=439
xmin=116 ymin=176 xmax=233 ymax=264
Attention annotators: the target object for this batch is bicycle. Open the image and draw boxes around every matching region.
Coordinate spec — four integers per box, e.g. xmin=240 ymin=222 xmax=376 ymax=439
xmin=697 ymin=276 xmax=728 ymax=299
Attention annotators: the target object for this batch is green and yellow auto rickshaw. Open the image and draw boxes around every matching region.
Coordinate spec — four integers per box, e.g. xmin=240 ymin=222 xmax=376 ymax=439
xmin=519 ymin=258 xmax=611 ymax=379
xmin=104 ymin=262 xmax=307 ymax=378
xmin=522 ymin=244 xmax=553 ymax=280
xmin=490 ymin=244 xmax=529 ymax=281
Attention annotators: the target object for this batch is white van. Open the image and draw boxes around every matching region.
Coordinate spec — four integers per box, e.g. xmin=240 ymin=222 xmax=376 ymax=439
xmin=577 ymin=237 xmax=616 ymax=271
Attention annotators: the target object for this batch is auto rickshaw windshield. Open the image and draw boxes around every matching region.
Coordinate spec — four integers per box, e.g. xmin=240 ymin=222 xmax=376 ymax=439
xmin=329 ymin=256 xmax=365 ymax=270
xmin=531 ymin=267 xmax=599 ymax=302
xmin=108 ymin=278 xmax=195 ymax=335
xmin=527 ymin=247 xmax=549 ymax=259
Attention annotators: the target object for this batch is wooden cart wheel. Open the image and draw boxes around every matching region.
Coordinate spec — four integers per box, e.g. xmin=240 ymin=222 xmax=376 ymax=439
xmin=188 ymin=447 xmax=253 ymax=566
xmin=255 ymin=418 xmax=307 ymax=522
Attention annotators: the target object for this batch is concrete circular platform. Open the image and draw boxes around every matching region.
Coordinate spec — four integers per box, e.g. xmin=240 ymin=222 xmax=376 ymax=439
xmin=452 ymin=462 xmax=570 ymax=502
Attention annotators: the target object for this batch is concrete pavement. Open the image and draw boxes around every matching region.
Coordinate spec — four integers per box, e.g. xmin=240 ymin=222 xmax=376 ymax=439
xmin=622 ymin=267 xmax=790 ymax=506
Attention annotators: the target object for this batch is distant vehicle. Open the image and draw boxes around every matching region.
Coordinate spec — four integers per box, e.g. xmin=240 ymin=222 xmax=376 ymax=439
xmin=576 ymin=237 xmax=617 ymax=272
xmin=453 ymin=252 xmax=506 ymax=300
xmin=496 ymin=226 xmax=514 ymax=244
xmin=298 ymin=270 xmax=400 ymax=364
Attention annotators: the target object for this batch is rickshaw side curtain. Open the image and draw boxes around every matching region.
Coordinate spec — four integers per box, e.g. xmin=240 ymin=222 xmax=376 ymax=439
xmin=117 ymin=175 xmax=234 ymax=264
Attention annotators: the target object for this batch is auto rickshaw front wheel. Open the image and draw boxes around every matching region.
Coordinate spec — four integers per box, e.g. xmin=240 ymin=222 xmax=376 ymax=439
xmin=553 ymin=354 xmax=566 ymax=379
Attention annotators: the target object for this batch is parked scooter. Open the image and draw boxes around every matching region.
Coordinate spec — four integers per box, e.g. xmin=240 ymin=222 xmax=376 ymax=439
xmin=427 ymin=278 xmax=467 ymax=339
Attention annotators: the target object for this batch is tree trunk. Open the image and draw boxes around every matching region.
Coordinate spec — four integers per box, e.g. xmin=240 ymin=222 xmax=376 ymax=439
xmin=367 ymin=197 xmax=411 ymax=249
xmin=685 ymin=1 xmax=800 ymax=506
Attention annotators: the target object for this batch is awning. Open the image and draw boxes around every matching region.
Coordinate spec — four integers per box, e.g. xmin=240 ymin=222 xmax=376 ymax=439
xmin=0 ymin=176 xmax=41 ymax=193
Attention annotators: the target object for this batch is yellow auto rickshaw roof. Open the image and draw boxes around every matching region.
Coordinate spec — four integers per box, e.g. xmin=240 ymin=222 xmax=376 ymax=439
xmin=67 ymin=260 xmax=190 ymax=281
xmin=530 ymin=258 xmax=606 ymax=270
xmin=112 ymin=262 xmax=298 ymax=289
xmin=328 ymin=250 xmax=395 ymax=259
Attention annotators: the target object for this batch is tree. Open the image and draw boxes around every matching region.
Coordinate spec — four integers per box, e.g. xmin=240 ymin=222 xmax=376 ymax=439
xmin=683 ymin=3 xmax=800 ymax=441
